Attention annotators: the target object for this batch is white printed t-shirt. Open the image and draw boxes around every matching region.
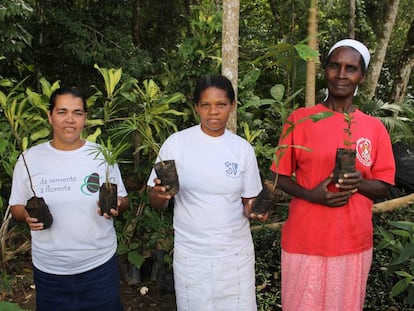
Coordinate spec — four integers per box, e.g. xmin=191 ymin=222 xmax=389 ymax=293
xmin=148 ymin=125 xmax=262 ymax=257
xmin=9 ymin=140 xmax=127 ymax=275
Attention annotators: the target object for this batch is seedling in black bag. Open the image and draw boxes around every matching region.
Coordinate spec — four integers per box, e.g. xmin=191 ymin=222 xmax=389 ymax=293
xmin=22 ymin=154 xmax=53 ymax=229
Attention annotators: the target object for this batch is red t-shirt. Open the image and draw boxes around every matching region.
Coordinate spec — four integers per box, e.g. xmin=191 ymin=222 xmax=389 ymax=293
xmin=271 ymin=104 xmax=395 ymax=256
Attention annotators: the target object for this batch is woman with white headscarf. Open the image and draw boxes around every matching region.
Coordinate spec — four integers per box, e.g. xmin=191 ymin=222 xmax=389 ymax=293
xmin=271 ymin=39 xmax=396 ymax=310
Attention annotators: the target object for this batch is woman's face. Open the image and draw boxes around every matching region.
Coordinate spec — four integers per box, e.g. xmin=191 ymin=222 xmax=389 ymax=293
xmin=47 ymin=94 xmax=87 ymax=150
xmin=195 ymin=86 xmax=235 ymax=137
xmin=325 ymin=47 xmax=366 ymax=98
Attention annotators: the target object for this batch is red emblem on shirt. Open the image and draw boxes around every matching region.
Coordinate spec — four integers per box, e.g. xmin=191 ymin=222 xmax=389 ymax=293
xmin=356 ymin=137 xmax=372 ymax=166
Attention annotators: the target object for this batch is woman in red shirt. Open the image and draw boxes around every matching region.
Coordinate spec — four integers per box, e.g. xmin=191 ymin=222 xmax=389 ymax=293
xmin=273 ymin=39 xmax=396 ymax=310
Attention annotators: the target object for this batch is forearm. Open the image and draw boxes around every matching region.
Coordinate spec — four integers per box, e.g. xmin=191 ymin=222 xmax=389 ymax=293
xmin=357 ymin=179 xmax=391 ymax=200
xmin=117 ymin=196 xmax=129 ymax=214
xmin=10 ymin=205 xmax=29 ymax=222
xmin=277 ymin=174 xmax=311 ymax=201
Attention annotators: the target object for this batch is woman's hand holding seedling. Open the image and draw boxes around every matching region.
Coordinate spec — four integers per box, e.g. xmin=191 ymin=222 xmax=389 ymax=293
xmin=309 ymin=175 xmax=357 ymax=207
xmin=242 ymin=198 xmax=269 ymax=222
xmin=26 ymin=215 xmax=45 ymax=231
xmin=149 ymin=178 xmax=173 ymax=209
xmin=278 ymin=174 xmax=357 ymax=208
xmin=335 ymin=171 xmax=361 ymax=192
xmin=97 ymin=197 xmax=128 ymax=219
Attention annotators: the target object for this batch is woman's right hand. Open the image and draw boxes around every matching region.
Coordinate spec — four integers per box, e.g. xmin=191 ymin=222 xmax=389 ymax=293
xmin=149 ymin=178 xmax=173 ymax=209
xmin=308 ymin=175 xmax=355 ymax=207
xmin=26 ymin=215 xmax=44 ymax=231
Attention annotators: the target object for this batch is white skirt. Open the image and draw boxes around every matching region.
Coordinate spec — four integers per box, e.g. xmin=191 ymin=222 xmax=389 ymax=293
xmin=173 ymin=247 xmax=257 ymax=311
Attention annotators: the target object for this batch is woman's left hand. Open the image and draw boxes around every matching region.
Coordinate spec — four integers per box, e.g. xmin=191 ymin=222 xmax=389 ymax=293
xmin=242 ymin=198 xmax=269 ymax=222
xmin=97 ymin=198 xmax=122 ymax=219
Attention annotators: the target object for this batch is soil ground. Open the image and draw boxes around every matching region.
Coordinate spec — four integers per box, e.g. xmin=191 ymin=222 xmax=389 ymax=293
xmin=4 ymin=263 xmax=177 ymax=311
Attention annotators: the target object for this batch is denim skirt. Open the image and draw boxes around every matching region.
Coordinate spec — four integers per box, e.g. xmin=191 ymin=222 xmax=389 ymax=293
xmin=33 ymin=254 xmax=123 ymax=311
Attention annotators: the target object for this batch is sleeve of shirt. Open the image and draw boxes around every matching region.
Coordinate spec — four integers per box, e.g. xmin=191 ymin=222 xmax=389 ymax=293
xmin=9 ymin=155 xmax=33 ymax=206
xmin=241 ymin=143 xmax=263 ymax=198
xmin=147 ymin=136 xmax=174 ymax=188
xmin=111 ymin=164 xmax=128 ymax=196
xmin=371 ymin=125 xmax=396 ymax=185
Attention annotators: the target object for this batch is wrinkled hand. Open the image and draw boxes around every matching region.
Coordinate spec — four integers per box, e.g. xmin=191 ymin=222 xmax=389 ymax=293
xmin=308 ymin=174 xmax=357 ymax=208
xmin=26 ymin=215 xmax=44 ymax=231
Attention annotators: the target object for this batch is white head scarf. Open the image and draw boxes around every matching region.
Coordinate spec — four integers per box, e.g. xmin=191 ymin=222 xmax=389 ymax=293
xmin=328 ymin=39 xmax=370 ymax=69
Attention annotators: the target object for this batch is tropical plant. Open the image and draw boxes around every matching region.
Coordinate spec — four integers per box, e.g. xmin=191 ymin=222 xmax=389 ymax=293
xmin=111 ymin=79 xmax=185 ymax=167
xmin=90 ymin=65 xmax=138 ymax=124
xmin=249 ymin=82 xmax=332 ymax=215
xmin=342 ymin=112 xmax=356 ymax=148
xmin=357 ymin=97 xmax=414 ymax=144
xmin=88 ymin=138 xmax=130 ymax=187
xmin=0 ymin=76 xmax=55 ymax=295
xmin=87 ymin=136 xmax=130 ymax=216
xmin=376 ymin=220 xmax=414 ymax=307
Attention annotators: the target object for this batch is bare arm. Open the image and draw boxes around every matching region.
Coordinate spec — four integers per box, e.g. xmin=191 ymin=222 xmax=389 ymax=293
xmin=336 ymin=171 xmax=391 ymax=200
xmin=277 ymin=174 xmax=355 ymax=207
xmin=10 ymin=204 xmax=44 ymax=230
xmin=278 ymin=170 xmax=391 ymax=207
xmin=117 ymin=196 xmax=129 ymax=213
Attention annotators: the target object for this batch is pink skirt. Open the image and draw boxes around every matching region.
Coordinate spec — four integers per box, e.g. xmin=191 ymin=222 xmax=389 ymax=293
xmin=281 ymin=248 xmax=372 ymax=311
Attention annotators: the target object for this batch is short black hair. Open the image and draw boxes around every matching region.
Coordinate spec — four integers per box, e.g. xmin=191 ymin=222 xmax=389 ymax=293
xmin=193 ymin=75 xmax=235 ymax=104
xmin=49 ymin=86 xmax=87 ymax=112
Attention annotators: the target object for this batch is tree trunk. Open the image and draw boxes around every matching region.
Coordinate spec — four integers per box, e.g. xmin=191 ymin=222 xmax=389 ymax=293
xmin=372 ymin=193 xmax=414 ymax=213
xmin=268 ymin=0 xmax=283 ymax=38
xmin=222 ymin=0 xmax=240 ymax=133
xmin=305 ymin=0 xmax=317 ymax=107
xmin=389 ymin=17 xmax=414 ymax=106
xmin=364 ymin=0 xmax=400 ymax=100
xmin=349 ymin=0 xmax=356 ymax=38
xmin=132 ymin=0 xmax=142 ymax=48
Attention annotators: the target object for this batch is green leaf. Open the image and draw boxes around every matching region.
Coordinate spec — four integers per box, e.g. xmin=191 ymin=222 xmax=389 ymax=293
xmin=86 ymin=127 xmax=102 ymax=143
xmin=30 ymin=128 xmax=50 ymax=141
xmin=390 ymin=277 xmax=411 ymax=297
xmin=0 ymin=301 xmax=28 ymax=311
xmin=0 ymin=79 xmax=13 ymax=87
xmin=390 ymin=220 xmax=414 ymax=232
xmin=308 ymin=111 xmax=334 ymax=122
xmin=390 ymin=243 xmax=414 ymax=265
xmin=270 ymin=84 xmax=285 ymax=103
xmin=128 ymin=251 xmax=145 ymax=269
xmin=294 ymin=44 xmax=319 ymax=61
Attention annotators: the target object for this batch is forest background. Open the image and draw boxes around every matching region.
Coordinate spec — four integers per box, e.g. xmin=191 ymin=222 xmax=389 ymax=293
xmin=1 ymin=0 xmax=414 ymax=310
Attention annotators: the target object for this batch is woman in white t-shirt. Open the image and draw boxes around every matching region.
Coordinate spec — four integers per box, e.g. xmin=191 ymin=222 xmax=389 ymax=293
xmin=9 ymin=86 xmax=129 ymax=310
xmin=147 ymin=75 xmax=268 ymax=311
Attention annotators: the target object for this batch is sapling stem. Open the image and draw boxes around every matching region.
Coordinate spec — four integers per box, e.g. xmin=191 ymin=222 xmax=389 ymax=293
xmin=21 ymin=153 xmax=37 ymax=197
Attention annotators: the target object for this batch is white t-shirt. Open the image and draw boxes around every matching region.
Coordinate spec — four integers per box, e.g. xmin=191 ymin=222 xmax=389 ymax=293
xmin=148 ymin=125 xmax=262 ymax=256
xmin=9 ymin=140 xmax=128 ymax=275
